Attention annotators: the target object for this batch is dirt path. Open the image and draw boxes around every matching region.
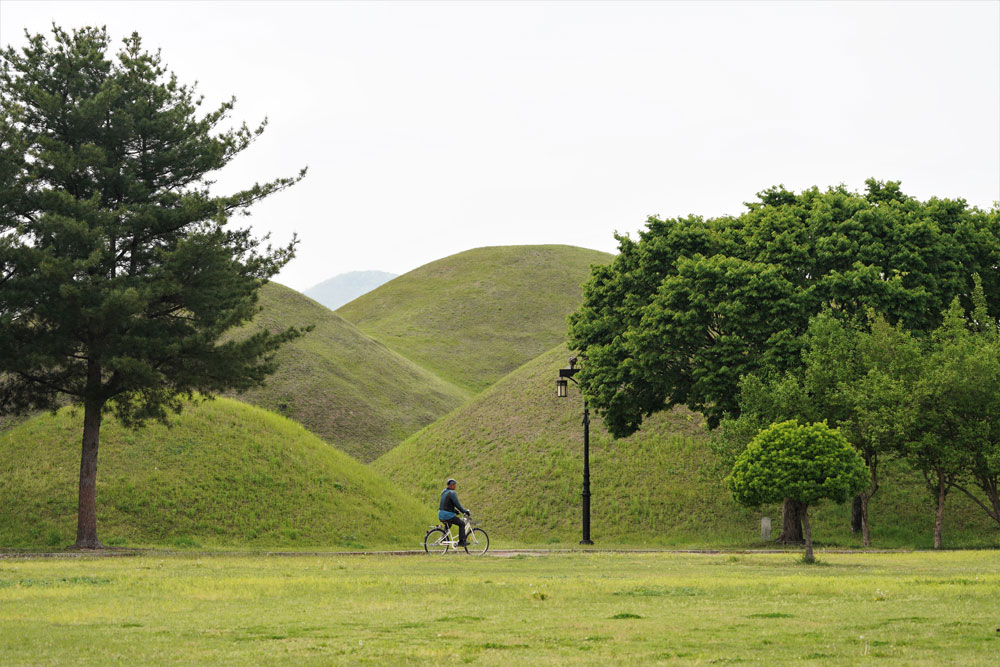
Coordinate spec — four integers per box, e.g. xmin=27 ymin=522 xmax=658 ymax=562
xmin=0 ymin=546 xmax=910 ymax=559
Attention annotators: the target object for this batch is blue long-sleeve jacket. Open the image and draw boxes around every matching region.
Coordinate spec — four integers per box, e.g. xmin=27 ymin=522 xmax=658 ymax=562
xmin=438 ymin=488 xmax=468 ymax=521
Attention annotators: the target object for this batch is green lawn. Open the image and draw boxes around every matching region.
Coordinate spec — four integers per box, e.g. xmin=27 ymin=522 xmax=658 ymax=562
xmin=1 ymin=550 xmax=998 ymax=664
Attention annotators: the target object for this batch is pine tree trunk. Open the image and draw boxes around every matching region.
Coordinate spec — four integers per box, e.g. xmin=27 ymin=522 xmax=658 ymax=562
xmin=777 ymin=498 xmax=805 ymax=544
xmin=933 ymin=473 xmax=947 ymax=550
xmin=74 ymin=397 xmax=104 ymax=549
xmin=801 ymin=504 xmax=814 ymax=562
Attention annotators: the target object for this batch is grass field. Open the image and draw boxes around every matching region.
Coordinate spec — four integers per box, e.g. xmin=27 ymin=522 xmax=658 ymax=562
xmin=1 ymin=550 xmax=998 ymax=664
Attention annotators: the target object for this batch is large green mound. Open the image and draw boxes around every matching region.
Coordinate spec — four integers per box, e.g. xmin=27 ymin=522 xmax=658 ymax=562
xmin=337 ymin=245 xmax=614 ymax=393
xmin=231 ymin=282 xmax=469 ymax=462
xmin=374 ymin=345 xmax=1000 ymax=548
xmin=0 ymin=398 xmax=430 ymax=549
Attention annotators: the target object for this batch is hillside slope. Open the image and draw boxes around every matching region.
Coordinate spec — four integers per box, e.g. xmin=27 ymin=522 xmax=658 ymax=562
xmin=231 ymin=282 xmax=469 ymax=462
xmin=374 ymin=344 xmax=1000 ymax=549
xmin=304 ymin=270 xmax=398 ymax=310
xmin=0 ymin=398 xmax=429 ymax=549
xmin=337 ymin=245 xmax=614 ymax=393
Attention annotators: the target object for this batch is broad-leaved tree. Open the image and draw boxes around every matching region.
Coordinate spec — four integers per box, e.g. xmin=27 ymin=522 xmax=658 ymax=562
xmin=569 ymin=181 xmax=999 ymax=541
xmin=729 ymin=420 xmax=866 ymax=561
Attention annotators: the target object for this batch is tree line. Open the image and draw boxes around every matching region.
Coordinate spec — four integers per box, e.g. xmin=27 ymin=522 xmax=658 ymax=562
xmin=569 ymin=180 xmax=1000 ymax=550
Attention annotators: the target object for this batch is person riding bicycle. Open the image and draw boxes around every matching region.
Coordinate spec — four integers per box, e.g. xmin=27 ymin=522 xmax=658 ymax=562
xmin=438 ymin=478 xmax=471 ymax=547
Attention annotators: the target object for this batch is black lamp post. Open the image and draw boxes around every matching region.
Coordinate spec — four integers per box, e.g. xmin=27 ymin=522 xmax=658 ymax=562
xmin=556 ymin=356 xmax=593 ymax=545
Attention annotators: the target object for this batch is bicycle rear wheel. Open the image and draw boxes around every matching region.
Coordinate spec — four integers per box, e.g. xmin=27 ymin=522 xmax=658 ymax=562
xmin=424 ymin=527 xmax=449 ymax=554
xmin=464 ymin=528 xmax=489 ymax=555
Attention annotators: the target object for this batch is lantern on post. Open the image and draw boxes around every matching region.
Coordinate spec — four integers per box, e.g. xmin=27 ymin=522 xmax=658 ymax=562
xmin=555 ymin=356 xmax=593 ymax=545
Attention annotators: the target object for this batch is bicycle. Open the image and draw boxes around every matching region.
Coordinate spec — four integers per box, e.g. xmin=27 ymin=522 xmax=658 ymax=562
xmin=424 ymin=515 xmax=489 ymax=555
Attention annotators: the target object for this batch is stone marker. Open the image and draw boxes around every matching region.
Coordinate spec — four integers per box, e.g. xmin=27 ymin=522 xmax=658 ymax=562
xmin=761 ymin=516 xmax=772 ymax=541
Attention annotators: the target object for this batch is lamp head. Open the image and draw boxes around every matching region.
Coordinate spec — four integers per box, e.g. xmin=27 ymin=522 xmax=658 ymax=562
xmin=556 ymin=377 xmax=568 ymax=398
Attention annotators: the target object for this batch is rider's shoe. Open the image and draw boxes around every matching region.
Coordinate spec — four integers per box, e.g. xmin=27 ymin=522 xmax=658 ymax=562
xmin=456 ymin=540 xmax=469 ymax=547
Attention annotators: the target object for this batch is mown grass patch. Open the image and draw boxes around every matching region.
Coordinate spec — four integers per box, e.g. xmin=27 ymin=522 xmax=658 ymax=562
xmin=615 ymin=585 xmax=701 ymax=597
xmin=0 ymin=551 xmax=998 ymax=664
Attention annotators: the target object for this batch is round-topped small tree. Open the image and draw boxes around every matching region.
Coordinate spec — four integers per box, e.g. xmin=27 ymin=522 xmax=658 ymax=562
xmin=729 ymin=420 xmax=867 ymax=561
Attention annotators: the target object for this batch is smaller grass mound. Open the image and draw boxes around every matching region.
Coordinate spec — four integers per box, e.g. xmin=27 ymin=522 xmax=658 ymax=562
xmin=0 ymin=398 xmax=429 ymax=549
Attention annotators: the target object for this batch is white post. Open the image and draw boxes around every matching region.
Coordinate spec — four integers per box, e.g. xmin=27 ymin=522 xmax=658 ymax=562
xmin=761 ymin=516 xmax=772 ymax=541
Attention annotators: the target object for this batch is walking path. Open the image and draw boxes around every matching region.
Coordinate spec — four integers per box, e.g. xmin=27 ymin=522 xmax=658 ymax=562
xmin=0 ymin=546 xmax=912 ymax=559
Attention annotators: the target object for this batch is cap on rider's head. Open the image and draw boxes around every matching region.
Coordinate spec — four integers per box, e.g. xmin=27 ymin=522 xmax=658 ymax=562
xmin=447 ymin=478 xmax=457 ymax=486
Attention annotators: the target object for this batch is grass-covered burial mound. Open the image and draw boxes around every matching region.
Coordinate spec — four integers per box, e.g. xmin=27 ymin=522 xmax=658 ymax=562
xmin=0 ymin=398 xmax=428 ymax=549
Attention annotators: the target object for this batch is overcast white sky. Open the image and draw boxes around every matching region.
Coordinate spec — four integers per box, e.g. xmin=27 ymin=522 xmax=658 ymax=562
xmin=2 ymin=1 xmax=998 ymax=291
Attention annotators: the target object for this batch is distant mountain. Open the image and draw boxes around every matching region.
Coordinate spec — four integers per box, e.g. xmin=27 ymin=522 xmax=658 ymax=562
xmin=337 ymin=245 xmax=614 ymax=393
xmin=305 ymin=270 xmax=398 ymax=310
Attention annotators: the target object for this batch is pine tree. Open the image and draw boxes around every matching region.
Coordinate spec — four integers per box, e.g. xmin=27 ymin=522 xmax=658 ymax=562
xmin=0 ymin=26 xmax=307 ymax=548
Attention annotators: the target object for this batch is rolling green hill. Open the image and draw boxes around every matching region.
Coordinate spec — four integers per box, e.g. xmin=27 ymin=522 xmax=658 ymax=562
xmin=374 ymin=344 xmax=1000 ymax=549
xmin=230 ymin=282 xmax=469 ymax=462
xmin=337 ymin=245 xmax=614 ymax=393
xmin=0 ymin=398 xmax=430 ymax=549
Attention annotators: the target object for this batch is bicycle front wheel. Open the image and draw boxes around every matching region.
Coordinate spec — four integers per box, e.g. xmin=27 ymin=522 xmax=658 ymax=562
xmin=424 ymin=527 xmax=449 ymax=554
xmin=464 ymin=528 xmax=489 ymax=555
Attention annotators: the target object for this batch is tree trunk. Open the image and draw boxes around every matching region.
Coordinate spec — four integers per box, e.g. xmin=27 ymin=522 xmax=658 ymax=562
xmin=860 ymin=492 xmax=872 ymax=548
xmin=74 ymin=397 xmax=104 ymax=549
xmin=948 ymin=478 xmax=1000 ymax=529
xmin=851 ymin=495 xmax=863 ymax=533
xmin=801 ymin=504 xmax=814 ymax=563
xmin=777 ymin=498 xmax=805 ymax=544
xmin=933 ymin=472 xmax=947 ymax=550
xmin=852 ymin=452 xmax=880 ymax=547
xmin=980 ymin=478 xmax=1000 ymax=527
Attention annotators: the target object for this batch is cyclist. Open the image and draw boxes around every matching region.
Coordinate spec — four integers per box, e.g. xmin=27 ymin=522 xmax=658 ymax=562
xmin=438 ymin=478 xmax=471 ymax=547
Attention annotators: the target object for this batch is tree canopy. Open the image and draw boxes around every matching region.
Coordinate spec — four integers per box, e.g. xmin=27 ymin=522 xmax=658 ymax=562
xmin=568 ymin=180 xmax=1000 ymax=436
xmin=0 ymin=26 xmax=306 ymax=547
xmin=729 ymin=420 xmax=866 ymax=508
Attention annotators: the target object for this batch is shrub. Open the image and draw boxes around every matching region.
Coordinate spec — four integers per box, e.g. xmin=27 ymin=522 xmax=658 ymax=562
xmin=729 ymin=420 xmax=867 ymax=561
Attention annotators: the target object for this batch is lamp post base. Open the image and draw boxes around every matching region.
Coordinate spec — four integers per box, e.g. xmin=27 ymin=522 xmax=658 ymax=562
xmin=579 ymin=539 xmax=594 ymax=545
